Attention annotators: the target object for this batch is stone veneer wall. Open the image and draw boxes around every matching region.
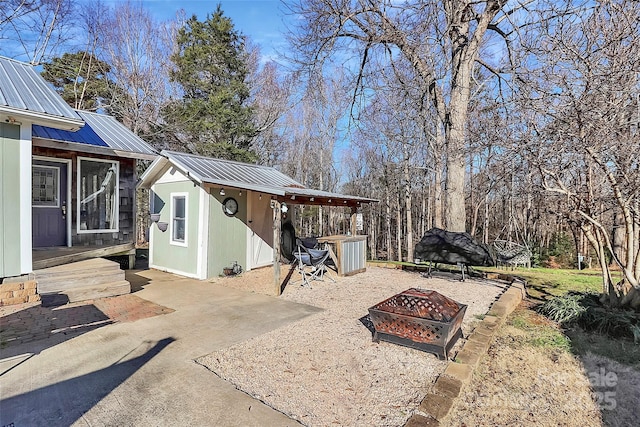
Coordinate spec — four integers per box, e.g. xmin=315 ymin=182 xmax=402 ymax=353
xmin=0 ymin=275 xmax=40 ymax=306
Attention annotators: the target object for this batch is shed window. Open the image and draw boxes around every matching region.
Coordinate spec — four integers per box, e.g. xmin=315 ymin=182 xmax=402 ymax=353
xmin=78 ymin=158 xmax=119 ymax=233
xmin=171 ymin=193 xmax=187 ymax=245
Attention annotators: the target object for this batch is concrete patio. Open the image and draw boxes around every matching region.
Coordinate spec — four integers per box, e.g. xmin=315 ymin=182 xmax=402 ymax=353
xmin=0 ymin=269 xmax=321 ymax=426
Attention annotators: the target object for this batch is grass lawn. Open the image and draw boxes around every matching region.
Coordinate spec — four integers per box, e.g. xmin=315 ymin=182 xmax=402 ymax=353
xmin=481 ymin=266 xmax=640 ymax=369
xmin=482 ymin=266 xmax=605 ymax=300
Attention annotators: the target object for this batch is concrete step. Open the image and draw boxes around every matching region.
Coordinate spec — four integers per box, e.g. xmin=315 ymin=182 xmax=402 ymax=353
xmin=35 ymin=258 xmax=130 ymax=306
xmin=34 ymin=258 xmax=121 ymax=280
xmin=37 ymin=271 xmax=126 ymax=294
xmin=40 ymin=280 xmax=131 ymax=307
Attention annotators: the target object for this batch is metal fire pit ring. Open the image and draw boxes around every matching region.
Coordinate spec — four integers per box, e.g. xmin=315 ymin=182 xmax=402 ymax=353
xmin=368 ymin=288 xmax=467 ymax=360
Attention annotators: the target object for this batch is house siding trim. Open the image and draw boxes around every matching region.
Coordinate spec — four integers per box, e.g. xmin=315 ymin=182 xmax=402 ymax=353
xmin=0 ymin=122 xmax=33 ymax=278
xmin=147 ymin=263 xmax=202 ymax=280
xmin=197 ymin=186 xmax=209 ymax=279
xmin=19 ymin=124 xmax=32 ymax=273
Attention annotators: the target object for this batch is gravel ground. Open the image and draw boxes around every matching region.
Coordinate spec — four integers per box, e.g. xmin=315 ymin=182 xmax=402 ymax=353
xmin=199 ymin=266 xmax=505 ymax=427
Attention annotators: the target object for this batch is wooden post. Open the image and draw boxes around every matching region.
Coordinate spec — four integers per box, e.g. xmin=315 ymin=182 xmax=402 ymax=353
xmin=273 ymin=200 xmax=282 ymax=296
xmin=350 ymin=206 xmax=358 ymax=236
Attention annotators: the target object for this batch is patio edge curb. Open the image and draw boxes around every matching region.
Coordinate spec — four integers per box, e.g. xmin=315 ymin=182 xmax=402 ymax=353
xmin=403 ymin=275 xmax=526 ymax=427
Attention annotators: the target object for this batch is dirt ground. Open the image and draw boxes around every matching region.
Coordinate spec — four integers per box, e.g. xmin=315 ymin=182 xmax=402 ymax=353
xmin=448 ymin=305 xmax=640 ymax=427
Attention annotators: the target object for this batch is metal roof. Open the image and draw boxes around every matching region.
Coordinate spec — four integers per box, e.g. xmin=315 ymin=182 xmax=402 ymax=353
xmin=32 ymin=110 xmax=157 ymax=159
xmin=140 ymin=150 xmax=378 ymax=206
xmin=77 ymin=111 xmax=156 ymax=155
xmin=165 ymin=150 xmax=303 ymax=194
xmin=0 ymin=56 xmax=83 ymax=129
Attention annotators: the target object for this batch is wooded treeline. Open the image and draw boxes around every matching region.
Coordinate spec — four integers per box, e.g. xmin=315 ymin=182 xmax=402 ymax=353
xmin=2 ymin=0 xmax=639 ymax=307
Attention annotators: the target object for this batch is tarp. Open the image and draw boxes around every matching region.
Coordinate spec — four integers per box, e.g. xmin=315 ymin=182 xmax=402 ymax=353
xmin=414 ymin=228 xmax=496 ymax=267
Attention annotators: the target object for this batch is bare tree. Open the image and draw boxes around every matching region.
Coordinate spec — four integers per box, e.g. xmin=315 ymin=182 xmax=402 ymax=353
xmin=248 ymin=59 xmax=296 ymax=166
xmin=95 ymin=0 xmax=177 ymax=138
xmin=277 ymin=73 xmax=349 ymax=235
xmin=284 ymin=0 xmax=548 ymax=232
xmin=0 ymin=0 xmax=76 ymax=64
xmin=518 ymin=0 xmax=640 ymax=308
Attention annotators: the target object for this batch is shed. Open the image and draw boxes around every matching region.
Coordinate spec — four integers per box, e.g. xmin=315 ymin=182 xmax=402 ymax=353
xmin=138 ymin=150 xmax=377 ymax=293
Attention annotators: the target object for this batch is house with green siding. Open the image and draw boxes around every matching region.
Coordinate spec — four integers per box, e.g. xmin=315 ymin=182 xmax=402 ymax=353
xmin=0 ymin=56 xmax=83 ymax=280
xmin=0 ymin=56 xmax=157 ymax=306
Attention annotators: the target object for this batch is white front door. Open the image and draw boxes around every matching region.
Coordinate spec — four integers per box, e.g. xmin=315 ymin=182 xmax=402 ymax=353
xmin=246 ymin=192 xmax=273 ymax=270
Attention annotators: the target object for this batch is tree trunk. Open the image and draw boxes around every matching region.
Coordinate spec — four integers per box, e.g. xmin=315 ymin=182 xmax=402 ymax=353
xmin=444 ymin=66 xmax=471 ymax=232
xmin=421 ymin=185 xmax=427 ymax=237
xmin=396 ymin=193 xmax=403 ymax=262
xmin=432 ymin=125 xmax=444 ymax=229
xmin=385 ymin=191 xmax=393 ymax=260
xmin=483 ymin=193 xmax=490 ymax=245
xmin=403 ymin=150 xmax=414 ymax=261
xmin=582 ymin=224 xmax=616 ymax=305
xmin=612 ymin=208 xmax=625 ymax=266
xmin=369 ymin=208 xmax=377 ymax=260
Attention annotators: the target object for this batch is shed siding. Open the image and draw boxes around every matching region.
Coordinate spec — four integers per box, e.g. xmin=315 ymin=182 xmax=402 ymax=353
xmin=208 ymin=188 xmax=247 ymax=277
xmin=151 ymin=181 xmax=201 ymax=276
xmin=0 ymin=123 xmax=23 ymax=277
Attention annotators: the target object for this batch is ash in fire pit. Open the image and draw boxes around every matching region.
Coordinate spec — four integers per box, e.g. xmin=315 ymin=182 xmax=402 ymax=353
xmin=368 ymin=288 xmax=467 ymax=359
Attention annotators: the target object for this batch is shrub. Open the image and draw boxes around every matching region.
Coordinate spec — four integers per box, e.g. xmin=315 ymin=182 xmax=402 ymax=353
xmin=537 ymin=292 xmax=593 ymax=324
xmin=538 ymin=292 xmax=640 ymax=341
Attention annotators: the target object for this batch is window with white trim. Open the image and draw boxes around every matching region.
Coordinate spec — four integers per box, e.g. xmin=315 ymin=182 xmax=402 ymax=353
xmin=78 ymin=158 xmax=119 ymax=233
xmin=171 ymin=193 xmax=187 ymax=245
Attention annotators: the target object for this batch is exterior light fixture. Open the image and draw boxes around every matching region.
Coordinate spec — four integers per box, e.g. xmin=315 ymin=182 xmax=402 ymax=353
xmin=281 ymin=202 xmax=289 ymax=213
xmin=310 ymin=197 xmax=314 ymax=202
xmin=157 ymin=222 xmax=168 ymax=232
xmin=150 ymin=213 xmax=160 ymax=223
xmin=220 ymin=188 xmax=225 ymax=196
xmin=259 ymin=194 xmax=262 ymax=200
xmin=239 ymin=190 xmax=242 ymax=196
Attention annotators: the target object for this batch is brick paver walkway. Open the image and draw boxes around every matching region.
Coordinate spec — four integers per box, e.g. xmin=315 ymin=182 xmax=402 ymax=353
xmin=0 ymin=294 xmax=174 ymax=348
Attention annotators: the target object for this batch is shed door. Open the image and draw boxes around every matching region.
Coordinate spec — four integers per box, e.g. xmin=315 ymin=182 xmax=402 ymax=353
xmin=32 ymin=160 xmax=67 ymax=247
xmin=247 ymin=192 xmax=273 ymax=269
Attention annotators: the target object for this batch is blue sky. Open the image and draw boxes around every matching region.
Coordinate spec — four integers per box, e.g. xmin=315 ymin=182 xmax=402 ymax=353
xmin=136 ymin=0 xmax=288 ymax=63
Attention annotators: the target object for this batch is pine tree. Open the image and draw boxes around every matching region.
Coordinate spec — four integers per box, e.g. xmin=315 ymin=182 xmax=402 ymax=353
xmin=41 ymin=51 xmax=112 ymax=111
xmin=167 ymin=5 xmax=255 ymax=161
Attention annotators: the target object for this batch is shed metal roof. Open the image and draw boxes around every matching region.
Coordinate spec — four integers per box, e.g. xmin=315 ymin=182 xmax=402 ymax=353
xmin=0 ymin=56 xmax=83 ymax=129
xmin=32 ymin=110 xmax=157 ymax=160
xmin=140 ymin=150 xmax=377 ymax=206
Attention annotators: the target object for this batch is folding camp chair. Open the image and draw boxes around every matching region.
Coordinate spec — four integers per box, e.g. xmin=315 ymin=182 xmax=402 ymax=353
xmin=292 ymin=239 xmax=335 ymax=286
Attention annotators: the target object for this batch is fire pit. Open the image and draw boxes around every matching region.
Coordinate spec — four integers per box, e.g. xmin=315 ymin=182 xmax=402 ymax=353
xmin=368 ymin=288 xmax=467 ymax=359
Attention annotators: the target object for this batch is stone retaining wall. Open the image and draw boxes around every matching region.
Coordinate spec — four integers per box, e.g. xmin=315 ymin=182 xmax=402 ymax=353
xmin=403 ymin=276 xmax=527 ymax=427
